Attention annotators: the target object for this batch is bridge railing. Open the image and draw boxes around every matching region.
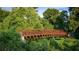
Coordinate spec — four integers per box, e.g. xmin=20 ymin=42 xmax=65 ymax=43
xmin=20 ymin=29 xmax=68 ymax=39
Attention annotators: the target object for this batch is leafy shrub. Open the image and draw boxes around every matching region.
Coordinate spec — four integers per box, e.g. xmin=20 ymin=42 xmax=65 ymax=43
xmin=26 ymin=39 xmax=50 ymax=51
xmin=0 ymin=31 xmax=25 ymax=51
xmin=49 ymin=37 xmax=60 ymax=50
xmin=49 ymin=37 xmax=78 ymax=51
xmin=24 ymin=37 xmax=79 ymax=51
xmin=63 ymin=38 xmax=78 ymax=51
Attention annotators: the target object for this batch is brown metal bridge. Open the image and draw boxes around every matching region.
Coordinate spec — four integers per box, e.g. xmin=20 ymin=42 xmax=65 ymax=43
xmin=20 ymin=29 xmax=68 ymax=40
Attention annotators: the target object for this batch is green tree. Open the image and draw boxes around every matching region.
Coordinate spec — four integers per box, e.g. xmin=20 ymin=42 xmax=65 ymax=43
xmin=0 ymin=8 xmax=10 ymax=22
xmin=68 ymin=7 xmax=79 ymax=31
xmin=43 ymin=8 xmax=69 ymax=31
xmin=55 ymin=10 xmax=68 ymax=31
xmin=43 ymin=8 xmax=59 ymax=24
xmin=2 ymin=7 xmax=53 ymax=31
xmin=68 ymin=7 xmax=79 ymax=38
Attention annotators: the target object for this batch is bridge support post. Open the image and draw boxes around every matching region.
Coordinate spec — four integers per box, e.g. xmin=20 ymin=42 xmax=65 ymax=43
xmin=20 ymin=32 xmax=26 ymax=43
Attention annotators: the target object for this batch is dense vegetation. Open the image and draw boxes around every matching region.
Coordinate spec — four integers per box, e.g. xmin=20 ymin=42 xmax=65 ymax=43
xmin=0 ymin=7 xmax=79 ymax=51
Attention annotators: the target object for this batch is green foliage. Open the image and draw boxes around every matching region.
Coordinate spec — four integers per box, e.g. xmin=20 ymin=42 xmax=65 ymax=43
xmin=40 ymin=19 xmax=54 ymax=29
xmin=25 ymin=39 xmax=50 ymax=51
xmin=55 ymin=11 xmax=68 ymax=30
xmin=3 ymin=7 xmax=38 ymax=30
xmin=0 ymin=31 xmax=25 ymax=51
xmin=0 ymin=8 xmax=10 ymax=22
xmin=68 ymin=7 xmax=79 ymax=31
xmin=68 ymin=7 xmax=79 ymax=38
xmin=47 ymin=37 xmax=78 ymax=51
xmin=68 ymin=19 xmax=79 ymax=32
xmin=74 ymin=27 xmax=79 ymax=39
xmin=69 ymin=7 xmax=79 ymax=21
xmin=43 ymin=8 xmax=59 ymax=20
xmin=43 ymin=8 xmax=59 ymax=24
xmin=62 ymin=38 xmax=77 ymax=50
xmin=2 ymin=7 xmax=53 ymax=31
xmin=23 ymin=37 xmax=79 ymax=51
xmin=75 ymin=40 xmax=79 ymax=50
xmin=43 ymin=8 xmax=68 ymax=31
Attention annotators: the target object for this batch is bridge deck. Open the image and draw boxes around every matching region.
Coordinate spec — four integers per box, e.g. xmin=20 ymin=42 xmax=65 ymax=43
xmin=20 ymin=29 xmax=68 ymax=39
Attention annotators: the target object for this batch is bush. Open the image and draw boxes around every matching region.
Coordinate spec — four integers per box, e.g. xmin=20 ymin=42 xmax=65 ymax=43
xmin=26 ymin=39 xmax=50 ymax=51
xmin=49 ymin=37 xmax=60 ymax=50
xmin=49 ymin=37 xmax=78 ymax=51
xmin=24 ymin=37 xmax=79 ymax=51
xmin=63 ymin=38 xmax=78 ymax=51
xmin=0 ymin=31 xmax=25 ymax=51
